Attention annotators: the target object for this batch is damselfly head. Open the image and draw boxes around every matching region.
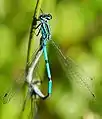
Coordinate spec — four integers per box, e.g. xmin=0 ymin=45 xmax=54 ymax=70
xmin=39 ymin=14 xmax=52 ymax=21
xmin=46 ymin=14 xmax=52 ymax=20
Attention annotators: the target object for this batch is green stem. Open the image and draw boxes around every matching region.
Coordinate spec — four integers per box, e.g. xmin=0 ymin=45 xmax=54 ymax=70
xmin=26 ymin=0 xmax=43 ymax=72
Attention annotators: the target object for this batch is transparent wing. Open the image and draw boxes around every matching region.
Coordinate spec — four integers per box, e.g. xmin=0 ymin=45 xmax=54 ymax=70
xmin=1 ymin=71 xmax=26 ymax=104
xmin=51 ymin=40 xmax=95 ymax=97
xmin=0 ymin=47 xmax=41 ymax=104
xmin=2 ymin=87 xmax=15 ymax=104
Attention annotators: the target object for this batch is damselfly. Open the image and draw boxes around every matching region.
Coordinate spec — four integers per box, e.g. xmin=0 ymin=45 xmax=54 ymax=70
xmin=0 ymin=47 xmax=45 ymax=104
xmin=34 ymin=12 xmax=95 ymax=98
xmin=0 ymin=44 xmax=47 ymax=119
xmin=34 ymin=13 xmax=53 ymax=99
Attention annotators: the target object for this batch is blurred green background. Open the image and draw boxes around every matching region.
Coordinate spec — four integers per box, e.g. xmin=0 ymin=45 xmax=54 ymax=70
xmin=0 ymin=0 xmax=102 ymax=119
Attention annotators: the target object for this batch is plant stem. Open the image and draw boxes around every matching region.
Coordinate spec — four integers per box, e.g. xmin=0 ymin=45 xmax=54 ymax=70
xmin=26 ymin=0 xmax=43 ymax=73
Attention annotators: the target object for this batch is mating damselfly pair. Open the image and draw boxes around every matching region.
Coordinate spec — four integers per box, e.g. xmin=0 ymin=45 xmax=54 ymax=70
xmin=0 ymin=8 xmax=95 ymax=119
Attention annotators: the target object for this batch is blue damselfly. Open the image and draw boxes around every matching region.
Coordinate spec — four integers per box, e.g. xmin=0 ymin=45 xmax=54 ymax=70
xmin=34 ymin=12 xmax=95 ymax=98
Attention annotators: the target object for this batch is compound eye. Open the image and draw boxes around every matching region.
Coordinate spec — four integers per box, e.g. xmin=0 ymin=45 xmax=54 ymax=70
xmin=46 ymin=14 xmax=52 ymax=20
xmin=39 ymin=14 xmax=52 ymax=21
xmin=48 ymin=14 xmax=52 ymax=19
xmin=39 ymin=15 xmax=44 ymax=19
